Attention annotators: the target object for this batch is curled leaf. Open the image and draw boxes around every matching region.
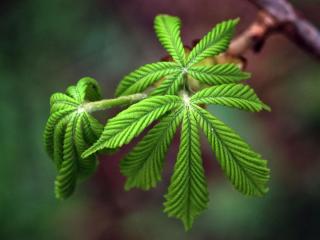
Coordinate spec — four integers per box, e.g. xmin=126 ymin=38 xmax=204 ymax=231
xmin=44 ymin=77 xmax=103 ymax=199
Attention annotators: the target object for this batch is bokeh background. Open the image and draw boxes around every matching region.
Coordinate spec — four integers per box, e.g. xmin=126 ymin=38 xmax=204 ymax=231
xmin=1 ymin=0 xmax=320 ymax=239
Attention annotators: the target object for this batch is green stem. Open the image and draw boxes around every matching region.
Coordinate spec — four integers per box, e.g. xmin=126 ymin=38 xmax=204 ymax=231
xmin=82 ymin=93 xmax=147 ymax=113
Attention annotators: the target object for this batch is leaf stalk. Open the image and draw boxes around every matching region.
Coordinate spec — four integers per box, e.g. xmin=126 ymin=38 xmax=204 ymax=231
xmin=82 ymin=93 xmax=147 ymax=113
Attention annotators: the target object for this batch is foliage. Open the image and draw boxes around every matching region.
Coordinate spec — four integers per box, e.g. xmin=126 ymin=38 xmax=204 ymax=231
xmin=114 ymin=15 xmax=249 ymax=97
xmin=44 ymin=14 xmax=271 ymax=230
xmin=44 ymin=77 xmax=103 ymax=199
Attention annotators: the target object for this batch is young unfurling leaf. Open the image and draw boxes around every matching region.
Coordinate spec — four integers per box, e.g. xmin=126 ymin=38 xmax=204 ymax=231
xmin=44 ymin=77 xmax=103 ymax=199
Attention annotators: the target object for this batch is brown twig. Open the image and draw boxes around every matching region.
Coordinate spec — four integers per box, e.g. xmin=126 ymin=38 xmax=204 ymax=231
xmin=228 ymin=0 xmax=320 ymax=59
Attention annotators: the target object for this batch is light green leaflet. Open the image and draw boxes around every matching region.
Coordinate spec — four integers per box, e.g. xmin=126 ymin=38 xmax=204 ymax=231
xmin=82 ymin=95 xmax=182 ymax=157
xmin=164 ymin=107 xmax=209 ymax=230
xmin=44 ymin=77 xmax=103 ymax=199
xmin=115 ymin=15 xmax=247 ymax=98
xmin=120 ymin=109 xmax=184 ymax=191
xmin=84 ymin=83 xmax=270 ymax=230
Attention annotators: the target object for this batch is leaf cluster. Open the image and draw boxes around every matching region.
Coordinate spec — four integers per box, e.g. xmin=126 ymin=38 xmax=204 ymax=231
xmin=44 ymin=77 xmax=103 ymax=199
xmin=44 ymin=14 xmax=271 ymax=230
xmin=114 ymin=15 xmax=249 ymax=98
xmin=82 ymin=15 xmax=270 ymax=229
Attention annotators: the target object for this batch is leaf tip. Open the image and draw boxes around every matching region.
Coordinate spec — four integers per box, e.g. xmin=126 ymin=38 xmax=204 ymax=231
xmin=182 ymin=218 xmax=194 ymax=232
xmin=234 ymin=17 xmax=240 ymax=23
xmin=243 ymin=71 xmax=252 ymax=80
xmin=262 ymin=103 xmax=271 ymax=112
xmin=82 ymin=146 xmax=97 ymax=158
xmin=54 ymin=180 xmax=73 ymax=200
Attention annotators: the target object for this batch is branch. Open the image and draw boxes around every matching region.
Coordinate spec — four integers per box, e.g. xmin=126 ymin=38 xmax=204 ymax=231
xmin=228 ymin=0 xmax=320 ymax=59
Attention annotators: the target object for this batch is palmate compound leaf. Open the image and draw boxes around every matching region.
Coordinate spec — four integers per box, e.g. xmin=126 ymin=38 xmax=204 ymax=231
xmin=115 ymin=15 xmax=246 ymax=100
xmin=154 ymin=14 xmax=186 ymax=66
xmin=119 ymin=83 xmax=270 ymax=229
xmin=120 ymin=107 xmax=184 ymax=190
xmin=44 ymin=77 xmax=103 ymax=199
xmin=164 ymin=106 xmax=209 ymax=231
xmin=82 ymin=95 xmax=183 ymax=158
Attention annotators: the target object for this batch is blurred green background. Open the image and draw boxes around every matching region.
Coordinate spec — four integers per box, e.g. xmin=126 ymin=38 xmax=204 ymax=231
xmin=1 ymin=0 xmax=320 ymax=239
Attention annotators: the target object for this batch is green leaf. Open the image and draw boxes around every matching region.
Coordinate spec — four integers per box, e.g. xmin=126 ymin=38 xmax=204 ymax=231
xmin=50 ymin=93 xmax=78 ymax=113
xmin=82 ymin=95 xmax=182 ymax=157
xmin=52 ymin=113 xmax=72 ymax=169
xmin=187 ymin=19 xmax=238 ymax=66
xmin=115 ymin=62 xmax=180 ymax=97
xmin=151 ymin=72 xmax=184 ymax=96
xmin=191 ymin=84 xmax=270 ymax=112
xmin=54 ymin=115 xmax=79 ymax=199
xmin=66 ymin=77 xmax=101 ymax=102
xmin=154 ymin=14 xmax=186 ymax=66
xmin=192 ymin=105 xmax=270 ymax=196
xmin=188 ymin=64 xmax=250 ymax=85
xmin=45 ymin=109 xmax=74 ymax=160
xmin=74 ymin=117 xmax=99 ymax=179
xmin=164 ymin=107 xmax=209 ymax=230
xmin=44 ymin=77 xmax=103 ymax=199
xmin=53 ymin=111 xmax=102 ymax=199
xmin=121 ymin=108 xmax=184 ymax=190
xmin=81 ymin=114 xmax=104 ymax=144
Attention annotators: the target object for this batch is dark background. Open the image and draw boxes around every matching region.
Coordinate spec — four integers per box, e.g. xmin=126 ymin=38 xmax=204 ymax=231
xmin=1 ymin=0 xmax=320 ymax=239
